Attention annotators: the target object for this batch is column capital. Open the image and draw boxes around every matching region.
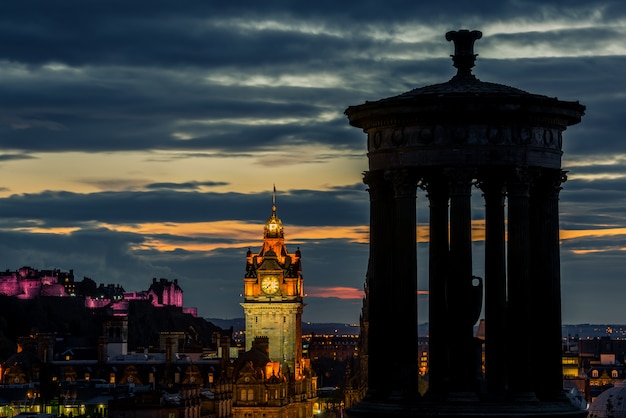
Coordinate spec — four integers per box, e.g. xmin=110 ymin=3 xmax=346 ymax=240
xmin=533 ymin=169 xmax=567 ymax=199
xmin=420 ymin=172 xmax=449 ymax=205
xmin=475 ymin=177 xmax=504 ymax=191
xmin=363 ymin=170 xmax=392 ymax=201
xmin=363 ymin=170 xmax=381 ymax=187
xmin=507 ymin=166 xmax=540 ymax=197
xmin=445 ymin=167 xmax=475 ymax=196
xmin=385 ymin=168 xmax=419 ymax=199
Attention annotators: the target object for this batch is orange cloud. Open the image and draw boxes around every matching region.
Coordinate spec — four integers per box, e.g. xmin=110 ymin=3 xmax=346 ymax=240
xmin=7 ymin=220 xmax=370 ymax=252
xmin=18 ymin=219 xmax=626 ymax=257
xmin=570 ymin=249 xmax=610 ymax=255
xmin=417 ymin=220 xmax=488 ymax=243
xmin=306 ymin=286 xmax=364 ymax=299
xmin=106 ymin=221 xmax=370 ymax=252
xmin=12 ymin=226 xmax=81 ymax=235
xmin=560 ymin=228 xmax=626 ymax=240
xmin=306 ymin=287 xmax=427 ymax=299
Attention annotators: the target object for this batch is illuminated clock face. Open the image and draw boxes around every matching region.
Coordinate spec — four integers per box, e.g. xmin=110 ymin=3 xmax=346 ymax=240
xmin=261 ymin=276 xmax=280 ymax=295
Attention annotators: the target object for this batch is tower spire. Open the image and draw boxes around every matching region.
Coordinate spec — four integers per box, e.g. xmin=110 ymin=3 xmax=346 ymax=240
xmin=265 ymin=185 xmax=283 ymax=238
xmin=272 ymin=184 xmax=277 ymax=212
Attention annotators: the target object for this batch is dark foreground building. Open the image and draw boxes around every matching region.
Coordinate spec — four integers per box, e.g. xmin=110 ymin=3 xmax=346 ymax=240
xmin=345 ymin=30 xmax=586 ymax=417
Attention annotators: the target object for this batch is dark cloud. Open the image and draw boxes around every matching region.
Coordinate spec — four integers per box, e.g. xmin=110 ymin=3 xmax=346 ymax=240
xmin=0 ymin=153 xmax=37 ymax=162
xmin=0 ymin=186 xmax=369 ymax=227
xmin=561 ymin=249 xmax=626 ymax=324
xmin=3 ymin=1 xmax=622 ymax=156
xmin=0 ymin=0 xmax=625 ymax=324
xmin=0 ymin=223 xmax=369 ymax=322
xmin=145 ymin=181 xmax=229 ymax=190
xmin=0 ymin=227 xmax=160 ymax=289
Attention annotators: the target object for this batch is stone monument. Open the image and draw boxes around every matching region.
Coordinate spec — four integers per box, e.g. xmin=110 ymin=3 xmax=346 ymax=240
xmin=344 ymin=29 xmax=586 ymax=417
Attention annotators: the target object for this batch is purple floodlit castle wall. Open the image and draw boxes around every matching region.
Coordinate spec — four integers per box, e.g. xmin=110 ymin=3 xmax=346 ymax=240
xmin=0 ymin=266 xmax=69 ymax=299
xmin=84 ymin=278 xmax=196 ymax=316
xmin=0 ymin=267 xmax=197 ymax=317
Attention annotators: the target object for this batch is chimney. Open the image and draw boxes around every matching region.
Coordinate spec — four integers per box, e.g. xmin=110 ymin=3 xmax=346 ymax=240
xmin=98 ymin=336 xmax=106 ymax=365
xmin=220 ymin=335 xmax=231 ymax=366
xmin=253 ymin=336 xmax=270 ymax=356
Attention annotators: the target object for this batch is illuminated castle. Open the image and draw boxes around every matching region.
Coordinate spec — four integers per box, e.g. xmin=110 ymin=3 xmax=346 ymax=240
xmin=0 ymin=266 xmax=73 ymax=298
xmin=84 ymin=277 xmax=194 ymax=316
xmin=0 ymin=266 xmax=195 ymax=316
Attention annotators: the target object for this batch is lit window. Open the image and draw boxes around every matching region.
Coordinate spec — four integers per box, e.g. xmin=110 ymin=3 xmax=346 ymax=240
xmin=592 ymin=370 xmax=599 ymax=378
xmin=612 ymin=370 xmax=619 ymax=378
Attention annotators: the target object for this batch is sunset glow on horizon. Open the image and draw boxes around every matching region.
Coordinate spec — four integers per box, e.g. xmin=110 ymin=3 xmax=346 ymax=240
xmin=306 ymin=286 xmax=364 ymax=300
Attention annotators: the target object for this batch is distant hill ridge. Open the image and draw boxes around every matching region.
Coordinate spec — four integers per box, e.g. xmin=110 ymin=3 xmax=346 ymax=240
xmin=206 ymin=319 xmax=626 ymax=340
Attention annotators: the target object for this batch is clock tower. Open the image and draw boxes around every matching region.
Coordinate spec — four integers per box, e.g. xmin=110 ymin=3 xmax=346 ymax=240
xmin=241 ymin=190 xmax=305 ymax=377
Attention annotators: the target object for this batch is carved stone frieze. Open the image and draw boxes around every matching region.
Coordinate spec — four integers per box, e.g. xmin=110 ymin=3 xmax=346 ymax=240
xmin=367 ymin=124 xmax=563 ymax=152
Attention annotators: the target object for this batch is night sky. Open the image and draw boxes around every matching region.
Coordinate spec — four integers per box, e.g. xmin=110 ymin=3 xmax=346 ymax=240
xmin=1 ymin=1 xmax=625 ymax=324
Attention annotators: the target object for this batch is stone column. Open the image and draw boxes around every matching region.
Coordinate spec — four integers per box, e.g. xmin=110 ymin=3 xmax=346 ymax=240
xmin=530 ymin=169 xmax=566 ymax=400
xmin=389 ymin=168 xmax=419 ymax=400
xmin=363 ymin=170 xmax=395 ymax=400
xmin=446 ymin=168 xmax=477 ymax=394
xmin=479 ymin=176 xmax=508 ymax=398
xmin=424 ymin=171 xmax=450 ymax=398
xmin=506 ymin=167 xmax=536 ymax=398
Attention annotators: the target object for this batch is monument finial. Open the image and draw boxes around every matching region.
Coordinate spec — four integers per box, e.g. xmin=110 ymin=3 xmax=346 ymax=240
xmin=445 ymin=29 xmax=483 ymax=78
